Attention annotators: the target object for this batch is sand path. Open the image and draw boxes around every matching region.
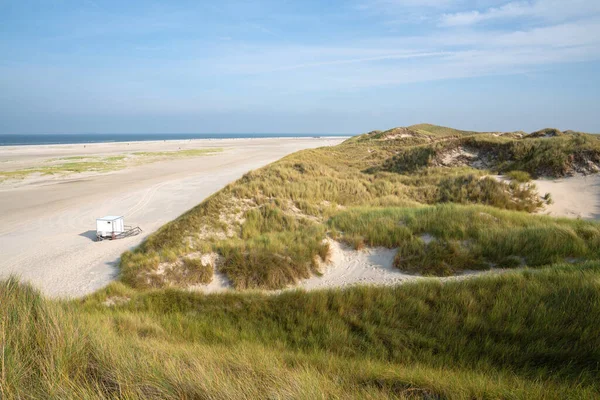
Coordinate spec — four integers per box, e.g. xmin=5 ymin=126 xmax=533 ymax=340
xmin=0 ymin=138 xmax=344 ymax=297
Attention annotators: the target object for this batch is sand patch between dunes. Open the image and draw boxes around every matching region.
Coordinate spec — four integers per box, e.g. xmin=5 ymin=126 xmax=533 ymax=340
xmin=189 ymin=239 xmax=509 ymax=294
xmin=297 ymin=240 xmax=505 ymax=291
xmin=535 ymin=174 xmax=600 ymax=220
xmin=299 ymin=240 xmax=413 ymax=290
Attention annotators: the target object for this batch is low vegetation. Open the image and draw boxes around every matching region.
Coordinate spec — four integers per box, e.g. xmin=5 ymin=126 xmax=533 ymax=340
xmin=506 ymin=170 xmax=532 ymax=182
xmin=132 ymin=148 xmax=222 ymax=158
xmin=0 ymin=148 xmax=223 ymax=182
xmin=377 ymin=131 xmax=600 ymax=178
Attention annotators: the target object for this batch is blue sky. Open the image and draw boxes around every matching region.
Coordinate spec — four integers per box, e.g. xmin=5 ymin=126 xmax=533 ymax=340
xmin=1 ymin=0 xmax=599 ymax=134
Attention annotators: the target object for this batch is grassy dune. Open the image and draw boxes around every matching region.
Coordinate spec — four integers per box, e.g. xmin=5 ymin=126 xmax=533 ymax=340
xmin=3 ymin=124 xmax=600 ymax=398
xmin=2 ymin=263 xmax=600 ymax=398
xmin=377 ymin=132 xmax=600 ymax=177
xmin=121 ymin=124 xmax=600 ymax=289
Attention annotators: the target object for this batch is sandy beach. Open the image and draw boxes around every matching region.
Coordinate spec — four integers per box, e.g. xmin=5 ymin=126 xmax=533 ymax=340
xmin=0 ymin=137 xmax=345 ymax=297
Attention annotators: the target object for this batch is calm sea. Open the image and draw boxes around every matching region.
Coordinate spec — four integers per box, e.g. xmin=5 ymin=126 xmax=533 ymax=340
xmin=0 ymin=133 xmax=348 ymax=146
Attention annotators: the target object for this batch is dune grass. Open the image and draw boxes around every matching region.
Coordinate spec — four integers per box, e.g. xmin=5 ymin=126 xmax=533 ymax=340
xmin=470 ymin=133 xmax=600 ymax=177
xmin=408 ymin=123 xmax=487 ymax=137
xmin=330 ymin=204 xmax=600 ymax=275
xmin=437 ymin=175 xmax=541 ymax=211
xmin=506 ymin=170 xmax=532 ymax=182
xmin=377 ymin=132 xmax=600 ymax=178
xmin=2 ymin=263 xmax=600 ymax=398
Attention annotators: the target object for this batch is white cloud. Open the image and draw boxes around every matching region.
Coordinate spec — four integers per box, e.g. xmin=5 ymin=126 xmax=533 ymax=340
xmin=440 ymin=0 xmax=600 ymax=26
xmin=357 ymin=0 xmax=456 ymax=10
xmin=218 ymin=49 xmax=452 ymax=74
xmin=490 ymin=18 xmax=600 ymax=47
xmin=441 ymin=2 xmax=530 ymax=26
xmin=202 ymin=14 xmax=600 ymax=91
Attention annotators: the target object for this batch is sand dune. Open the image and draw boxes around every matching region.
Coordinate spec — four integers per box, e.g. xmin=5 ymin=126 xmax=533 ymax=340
xmin=0 ymin=138 xmax=344 ymax=297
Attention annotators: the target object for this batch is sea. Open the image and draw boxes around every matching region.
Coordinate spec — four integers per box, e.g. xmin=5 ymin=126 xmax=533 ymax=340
xmin=0 ymin=133 xmax=349 ymax=146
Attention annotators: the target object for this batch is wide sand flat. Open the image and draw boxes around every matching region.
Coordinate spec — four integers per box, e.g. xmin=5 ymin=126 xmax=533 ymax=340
xmin=0 ymin=137 xmax=344 ymax=297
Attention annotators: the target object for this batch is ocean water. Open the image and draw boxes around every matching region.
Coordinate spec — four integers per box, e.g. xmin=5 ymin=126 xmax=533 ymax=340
xmin=0 ymin=133 xmax=348 ymax=146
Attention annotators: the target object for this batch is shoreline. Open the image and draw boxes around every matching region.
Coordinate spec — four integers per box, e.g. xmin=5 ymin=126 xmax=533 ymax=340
xmin=0 ymin=135 xmax=351 ymax=149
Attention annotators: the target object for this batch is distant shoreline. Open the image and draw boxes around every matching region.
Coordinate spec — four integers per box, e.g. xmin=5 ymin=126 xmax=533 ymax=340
xmin=0 ymin=133 xmax=351 ymax=147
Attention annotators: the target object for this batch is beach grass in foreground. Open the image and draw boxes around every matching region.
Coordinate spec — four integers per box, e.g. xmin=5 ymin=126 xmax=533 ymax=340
xmin=2 ymin=262 xmax=600 ymax=398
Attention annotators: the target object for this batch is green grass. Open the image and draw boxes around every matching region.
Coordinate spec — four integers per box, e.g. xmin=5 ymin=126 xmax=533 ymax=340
xmin=0 ymin=148 xmax=224 ymax=182
xmin=2 ymin=264 xmax=600 ymax=398
xmin=477 ymin=134 xmax=600 ymax=177
xmin=105 ymin=155 xmax=127 ymax=162
xmin=437 ymin=175 xmax=540 ymax=211
xmin=343 ymin=123 xmax=481 ymax=145
xmin=376 ymin=132 xmax=600 ymax=178
xmin=55 ymin=155 xmax=97 ymax=160
xmin=526 ymin=128 xmax=565 ymax=138
xmin=0 ymin=160 xmax=123 ymax=181
xmin=408 ymin=123 xmax=485 ymax=137
xmin=132 ymin=148 xmax=223 ymax=157
xmin=506 ymin=170 xmax=532 ymax=182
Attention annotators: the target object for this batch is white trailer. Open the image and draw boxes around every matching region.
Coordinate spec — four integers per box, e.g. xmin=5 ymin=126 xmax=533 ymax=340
xmin=95 ymin=216 xmax=142 ymax=241
xmin=96 ymin=216 xmax=125 ymax=239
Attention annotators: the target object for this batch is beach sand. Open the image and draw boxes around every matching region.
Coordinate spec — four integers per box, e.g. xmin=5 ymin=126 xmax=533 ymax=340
xmin=0 ymin=137 xmax=345 ymax=297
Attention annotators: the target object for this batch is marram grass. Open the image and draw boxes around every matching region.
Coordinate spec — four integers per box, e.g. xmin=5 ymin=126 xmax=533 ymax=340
xmin=2 ymin=263 xmax=600 ymax=399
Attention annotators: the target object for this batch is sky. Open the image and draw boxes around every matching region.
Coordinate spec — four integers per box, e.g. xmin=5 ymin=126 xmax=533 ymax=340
xmin=1 ymin=0 xmax=599 ymax=134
